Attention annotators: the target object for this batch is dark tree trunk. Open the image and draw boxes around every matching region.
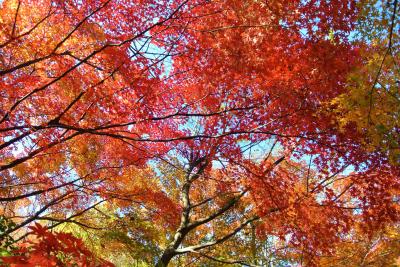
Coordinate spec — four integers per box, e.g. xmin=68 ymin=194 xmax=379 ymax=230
xmin=155 ymin=248 xmax=176 ymax=267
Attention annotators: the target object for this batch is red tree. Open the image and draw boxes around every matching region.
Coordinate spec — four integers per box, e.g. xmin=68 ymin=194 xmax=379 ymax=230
xmin=0 ymin=0 xmax=399 ymax=266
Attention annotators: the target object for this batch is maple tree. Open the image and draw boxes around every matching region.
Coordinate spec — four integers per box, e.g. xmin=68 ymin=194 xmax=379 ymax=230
xmin=1 ymin=223 xmax=113 ymax=266
xmin=316 ymin=222 xmax=400 ymax=267
xmin=0 ymin=0 xmax=399 ymax=266
xmin=331 ymin=0 xmax=400 ymax=164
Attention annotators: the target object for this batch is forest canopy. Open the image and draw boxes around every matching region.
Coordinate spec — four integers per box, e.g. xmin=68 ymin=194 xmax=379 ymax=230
xmin=0 ymin=0 xmax=399 ymax=266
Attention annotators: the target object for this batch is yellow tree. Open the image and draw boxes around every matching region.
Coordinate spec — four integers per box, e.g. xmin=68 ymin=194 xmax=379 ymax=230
xmin=331 ymin=0 xmax=400 ymax=164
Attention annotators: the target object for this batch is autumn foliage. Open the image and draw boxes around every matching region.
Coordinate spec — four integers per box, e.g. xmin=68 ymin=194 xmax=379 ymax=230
xmin=0 ymin=0 xmax=399 ymax=266
xmin=2 ymin=223 xmax=113 ymax=267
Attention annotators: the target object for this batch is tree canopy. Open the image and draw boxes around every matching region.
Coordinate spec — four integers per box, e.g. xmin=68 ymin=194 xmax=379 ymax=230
xmin=0 ymin=0 xmax=399 ymax=266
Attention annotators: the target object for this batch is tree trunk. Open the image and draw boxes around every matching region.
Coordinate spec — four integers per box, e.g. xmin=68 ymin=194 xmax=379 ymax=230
xmin=251 ymin=222 xmax=256 ymax=264
xmin=155 ymin=248 xmax=176 ymax=267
